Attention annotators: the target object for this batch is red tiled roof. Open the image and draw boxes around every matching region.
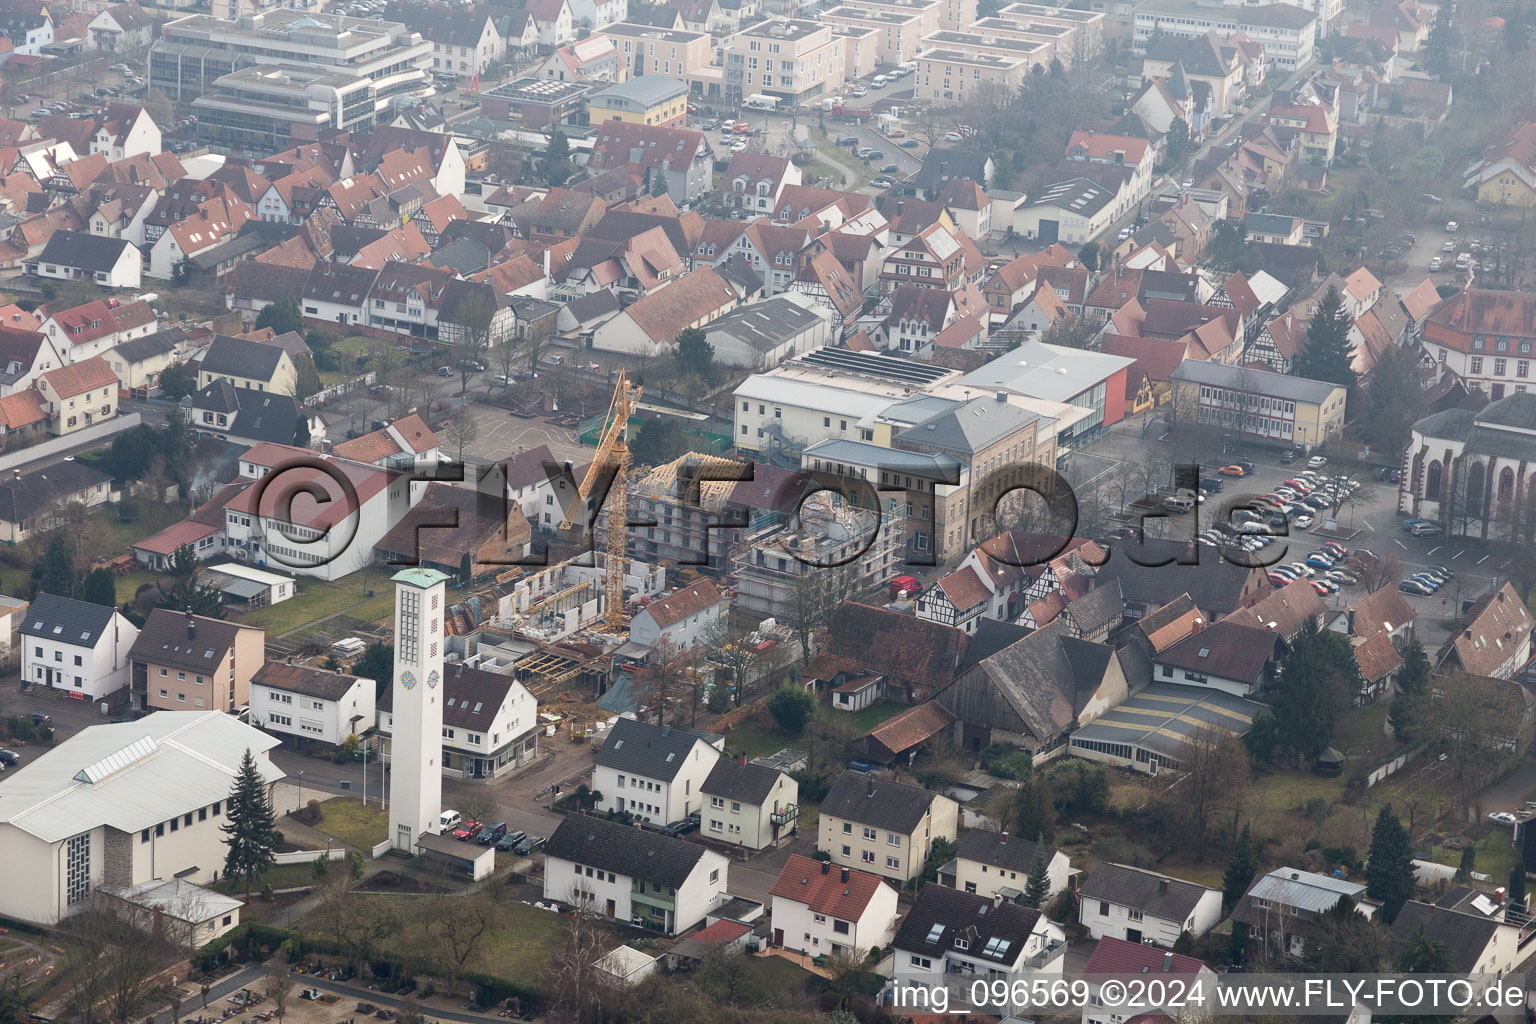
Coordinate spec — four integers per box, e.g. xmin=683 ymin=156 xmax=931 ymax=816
xmin=0 ymin=389 xmax=44 ymax=430
xmin=1353 ymin=631 xmax=1402 ymax=682
xmin=40 ymin=355 xmax=117 ymax=399
xmin=770 ymin=853 xmax=891 ymax=919
xmin=642 ymin=578 xmax=724 ymax=629
xmin=867 ymin=700 xmax=954 ymax=756
xmin=936 ymin=565 xmax=991 ymax=611
xmin=131 ymin=518 xmax=219 ymax=556
xmin=1085 ymin=935 xmax=1208 ymax=975
xmin=1347 ymin=586 xmax=1415 ymax=640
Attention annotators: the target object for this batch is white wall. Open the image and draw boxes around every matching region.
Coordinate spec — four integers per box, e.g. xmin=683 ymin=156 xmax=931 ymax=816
xmin=595 ymin=737 xmax=721 ymax=824
xmin=954 ymin=850 xmax=1070 ymax=901
xmin=22 ymin=614 xmax=138 ymax=700
xmin=703 ymin=770 xmax=797 ymax=850
xmin=1080 ymin=888 xmax=1222 ymax=946
xmin=770 ymin=875 xmax=898 ymax=956
xmin=252 ymin=677 xmax=374 ymax=746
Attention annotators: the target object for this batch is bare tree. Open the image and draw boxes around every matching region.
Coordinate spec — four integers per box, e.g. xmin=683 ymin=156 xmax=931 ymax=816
xmin=444 ymin=412 xmax=478 ymax=462
xmin=636 ymin=636 xmax=690 ymax=728
xmin=700 ymin=617 xmax=761 ymax=707
xmin=430 ymin=889 xmax=494 ymax=998
xmin=314 ymin=868 xmax=398 ymax=977
xmin=1358 ymin=549 xmax=1404 ymax=593
xmin=449 ymin=288 xmax=498 ymax=405
xmin=388 ymin=371 xmax=417 ymax=421
xmin=263 ymin=971 xmax=293 ymax=1024
xmin=524 ymin=320 xmax=552 ymax=375
xmin=540 ymin=893 xmax=618 ymax=1024
xmin=788 ymin=561 xmax=856 ymax=667
xmin=1175 ymin=723 xmax=1250 ymax=861
xmin=495 ymin=334 xmax=520 ymax=390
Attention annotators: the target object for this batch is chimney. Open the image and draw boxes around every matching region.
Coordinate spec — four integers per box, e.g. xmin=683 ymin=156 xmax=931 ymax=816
xmin=866 ymin=777 xmax=875 ymax=797
xmin=995 ymin=391 xmax=1007 ymax=403
xmin=1158 ymin=878 xmax=1170 ymax=897
xmin=840 ymin=867 xmax=850 ymax=883
xmin=821 ymin=860 xmax=831 ymax=875
xmin=1163 ymin=951 xmax=1173 ymax=972
xmin=660 ymin=724 xmax=670 ymax=736
xmin=186 ymin=609 xmax=196 ymax=640
xmin=740 ymin=753 xmax=747 ymax=766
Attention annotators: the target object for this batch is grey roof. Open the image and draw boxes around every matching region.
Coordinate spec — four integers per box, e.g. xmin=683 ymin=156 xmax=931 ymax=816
xmin=0 ymin=461 xmax=112 ymax=526
xmin=1071 ymin=683 xmax=1264 ymax=761
xmin=21 ymin=593 xmax=117 ymax=646
xmin=594 ymin=717 xmax=711 ymax=783
xmin=878 ymin=394 xmax=962 ymax=426
xmin=1244 ymin=867 xmax=1365 ymax=913
xmin=896 ymin=395 xmax=1041 ymax=457
xmin=1388 ymin=901 xmax=1501 ymax=975
xmin=193 ymin=383 xmax=304 ymax=445
xmin=199 ymin=335 xmax=287 ymax=382
xmin=801 ymin=437 xmax=962 ymax=481
xmin=1079 ymin=862 xmax=1215 ymax=920
xmin=1474 ymin=390 xmax=1536 ymax=431
xmin=544 ymin=813 xmax=706 ymax=888
xmin=915 ymin=148 xmax=991 ymax=193
xmin=1065 ymin=578 xmax=1124 ymax=634
xmin=956 ymin=828 xmax=1059 ymax=876
xmin=1028 ymin=177 xmax=1115 ymax=216
xmin=700 ymin=758 xmax=786 ymax=805
xmin=702 ymin=297 xmax=824 ymax=353
xmin=952 ymin=619 xmax=1113 ymax=741
xmin=1243 ymin=212 xmax=1301 ymax=235
xmin=820 ymin=769 xmax=938 ymax=834
xmin=1412 ymin=406 xmax=1478 ymax=442
xmin=564 ymin=288 xmax=622 ymax=325
xmin=114 ymin=327 xmax=188 ymax=364
xmin=36 ymin=231 xmax=134 ymax=272
xmin=128 ymin=608 xmax=249 ymax=674
xmin=589 ymin=75 xmax=687 ymax=107
xmin=1170 ymin=358 xmax=1343 ymax=404
xmin=957 ymin=341 xmax=1135 ymax=403
xmin=894 ymin=884 xmax=1042 ymax=964
xmin=1101 ymin=538 xmax=1258 ymax=616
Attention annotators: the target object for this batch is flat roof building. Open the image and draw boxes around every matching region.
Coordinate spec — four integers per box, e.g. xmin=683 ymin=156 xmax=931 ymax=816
xmin=192 ymin=64 xmax=377 ymax=148
xmin=480 ymin=76 xmax=591 ymax=127
xmin=1069 ymin=683 xmax=1263 ymax=773
xmin=915 ymin=47 xmax=1032 ymax=105
xmin=724 ymin=19 xmax=846 ymax=106
xmin=150 ymin=10 xmax=432 ymax=111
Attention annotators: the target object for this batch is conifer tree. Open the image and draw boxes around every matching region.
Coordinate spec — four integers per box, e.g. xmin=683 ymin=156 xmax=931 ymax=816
xmin=1365 ymin=805 xmax=1415 ymax=923
xmin=1023 ymin=845 xmax=1051 ymax=909
xmin=222 ymin=749 xmax=281 ymax=899
xmin=1222 ymin=823 xmax=1257 ymax=912
xmin=1294 ymin=284 xmax=1357 ymax=391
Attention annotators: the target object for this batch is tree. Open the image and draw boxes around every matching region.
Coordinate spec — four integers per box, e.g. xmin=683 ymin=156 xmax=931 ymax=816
xmin=1013 ymin=775 xmax=1056 ymax=843
xmin=426 ymin=883 xmax=494 ymax=999
xmin=540 ymin=891 xmax=617 ymax=1024
xmin=158 ymin=361 xmax=197 ymax=400
xmin=1271 ymin=622 xmax=1359 ymax=761
xmin=1177 ymin=723 xmax=1250 ymax=861
xmin=255 ymin=300 xmax=304 ymax=336
xmin=293 ymin=413 xmax=311 ymax=448
xmin=629 ymin=415 xmax=691 ymax=468
xmin=353 ymin=641 xmax=394 ymax=699
xmin=262 ymin=971 xmax=293 ymax=1024
xmin=1394 ymin=922 xmax=1454 ymax=1024
xmin=1304 ymin=895 xmax=1384 ymax=972
xmin=1039 ymin=314 xmax=1097 ymax=349
xmin=1164 ymin=115 xmax=1191 ymax=168
xmin=1510 ymin=865 xmax=1527 ymax=911
xmin=1223 ymin=823 xmax=1257 ymax=912
xmin=82 ymin=567 xmax=116 ymax=608
xmin=1456 ymin=846 xmax=1476 ymax=882
xmin=1425 ymin=0 xmax=1454 ymax=80
xmin=1022 ymin=845 xmax=1051 ymax=908
xmin=222 ymin=748 xmax=282 ymax=899
xmin=36 ymin=530 xmax=77 ymax=598
xmin=292 ymin=353 xmax=322 ymax=402
xmin=445 ymin=411 xmax=478 ymax=462
xmin=1365 ymin=804 xmax=1415 ymax=923
xmin=768 ymin=682 xmax=815 ymax=735
xmin=523 ymin=320 xmax=551 ymax=375
xmin=1205 ymin=219 xmax=1252 ymax=274
xmin=635 ymin=636 xmax=689 ymax=727
xmin=788 ymin=561 xmax=857 ymax=666
xmin=450 ymin=289 xmax=497 ymax=403
xmin=1077 ymin=242 xmax=1101 ymax=271
xmin=701 ymin=617 xmax=762 ymax=707
xmin=158 ymin=542 xmax=225 ymax=618
xmin=1292 ymin=285 xmax=1357 ymax=391
xmin=675 ymin=327 xmax=715 ymax=385
xmin=1388 ymin=640 xmax=1432 ymax=742
xmin=544 ymin=127 xmax=573 ymax=187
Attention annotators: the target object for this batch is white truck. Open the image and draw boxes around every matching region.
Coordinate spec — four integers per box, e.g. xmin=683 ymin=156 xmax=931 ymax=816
xmin=743 ymin=93 xmax=779 ymax=111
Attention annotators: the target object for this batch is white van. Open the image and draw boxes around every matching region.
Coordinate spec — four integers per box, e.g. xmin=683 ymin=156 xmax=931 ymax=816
xmin=440 ymin=809 xmax=462 ymax=831
xmin=1162 ymin=496 xmax=1195 ymax=514
xmin=872 ymin=74 xmax=889 ymax=87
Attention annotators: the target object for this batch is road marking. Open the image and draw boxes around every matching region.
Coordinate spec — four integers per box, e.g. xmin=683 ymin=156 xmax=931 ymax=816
xmin=1477 ymin=554 xmax=1490 ymax=565
xmin=1363 ymin=520 xmax=1375 ymax=531
xmin=1395 ymin=539 xmax=1407 ymax=549
xmin=1454 ymin=550 xmax=1466 ymax=560
xmin=1428 ymin=545 xmax=1441 ymax=555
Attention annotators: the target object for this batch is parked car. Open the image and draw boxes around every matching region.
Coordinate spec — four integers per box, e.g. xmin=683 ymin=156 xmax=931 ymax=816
xmin=0 ymin=750 xmax=18 ymax=766
xmin=1279 ymin=449 xmax=1298 ymax=464
xmin=1409 ymin=521 xmax=1443 ymax=536
xmin=1446 ymin=220 xmax=1459 ymax=232
xmin=837 ymin=136 xmax=858 ymax=146
xmin=1321 ymin=541 xmax=1348 ymax=557
xmin=512 ymin=834 xmax=546 ymax=855
xmin=1400 ymin=517 xmax=1427 ymax=531
xmin=662 ymin=813 xmax=701 ymax=837
xmin=870 ymin=177 xmax=895 ymax=189
xmin=495 ymin=830 xmax=527 ymax=852
xmin=476 ymin=822 xmax=508 ymax=845
xmin=1307 ymin=455 xmax=1328 ymax=469
xmin=1293 ymin=514 xmax=1315 ymax=529
xmin=452 ymin=819 xmax=481 ymax=840
xmin=1217 ymin=464 xmax=1246 ymax=476
xmin=28 ymin=712 xmax=49 ymax=726
xmin=1400 ymin=579 xmax=1435 ymax=595
xmin=901 ymin=139 xmax=921 ymax=148
xmin=1489 ymin=811 xmax=1519 ymax=828
xmin=1310 ymin=580 xmax=1331 ymax=595
xmin=437 ymin=365 xmax=453 ymax=377
xmin=1429 ymin=256 xmax=1444 ymax=272
xmin=459 ymin=358 xmax=486 ymax=372
xmin=880 ymin=163 xmax=900 ymax=174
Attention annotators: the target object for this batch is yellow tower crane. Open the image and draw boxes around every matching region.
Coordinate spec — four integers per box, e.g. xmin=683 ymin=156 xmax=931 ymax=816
xmin=558 ymin=370 xmax=642 ymax=631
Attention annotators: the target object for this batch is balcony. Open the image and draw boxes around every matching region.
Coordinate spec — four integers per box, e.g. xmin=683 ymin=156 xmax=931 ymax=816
xmin=770 ymin=804 xmax=798 ymax=827
xmin=1024 ymin=939 xmax=1066 ymax=970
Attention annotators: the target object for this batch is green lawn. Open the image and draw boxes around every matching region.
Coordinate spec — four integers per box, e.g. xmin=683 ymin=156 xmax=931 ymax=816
xmin=317 ymin=368 xmax=351 ymax=388
xmin=309 ymin=797 xmax=388 ymax=851
xmin=1430 ymin=834 xmax=1519 ymax=887
xmin=239 ymin=578 xmax=395 ymax=635
xmin=1333 ymin=703 xmax=1397 ymax=757
xmin=840 ymin=702 xmax=909 ymax=733
xmin=335 ymin=335 xmax=376 ymax=357
xmin=739 ymin=954 xmax=818 ymax=994
xmin=211 ymin=862 xmax=318 ymax=895
xmin=116 ymin=570 xmax=161 ymax=605
xmin=722 ymin=721 xmax=789 ymax=760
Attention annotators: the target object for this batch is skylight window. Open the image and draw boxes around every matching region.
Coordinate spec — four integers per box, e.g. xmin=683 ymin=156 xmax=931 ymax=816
xmin=924 ymin=923 xmax=944 ymax=943
xmin=984 ymin=937 xmax=1010 ymax=957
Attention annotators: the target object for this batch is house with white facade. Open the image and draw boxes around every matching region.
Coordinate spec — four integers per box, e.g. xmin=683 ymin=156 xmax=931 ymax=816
xmin=543 ymin=813 xmax=729 ymax=934
xmin=376 ymin=661 xmax=539 ymax=779
xmin=219 ymin=442 xmax=408 ymax=582
xmin=1077 ymin=863 xmax=1223 ymax=947
xmin=250 ymin=662 xmax=374 ymax=749
xmin=894 ymin=884 xmax=1068 ymax=980
xmin=626 ymin=579 xmax=727 ymax=651
xmin=21 ymin=593 xmax=139 ymax=701
xmin=769 ymin=854 xmax=898 ymax=957
xmin=1389 ymin=898 xmax=1520 ymax=978
xmin=593 ymin=717 xmax=722 ymax=825
xmin=0 ymin=712 xmax=284 ymax=925
xmin=950 ymin=828 xmax=1071 ymax=903
xmin=27 ymin=232 xmax=141 ymax=290
xmin=700 ymin=756 xmax=798 ymax=850
xmin=1082 ymin=938 xmax=1218 ymax=1024
xmin=41 ymin=299 xmax=158 ymax=366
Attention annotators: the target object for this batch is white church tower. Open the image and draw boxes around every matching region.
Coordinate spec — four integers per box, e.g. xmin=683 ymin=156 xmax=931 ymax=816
xmin=389 ymin=567 xmax=447 ymax=853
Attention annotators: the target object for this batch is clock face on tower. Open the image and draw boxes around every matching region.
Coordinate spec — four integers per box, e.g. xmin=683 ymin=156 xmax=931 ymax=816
xmin=400 ymin=670 xmax=417 ymax=690
xmin=427 ymin=670 xmax=440 ymax=689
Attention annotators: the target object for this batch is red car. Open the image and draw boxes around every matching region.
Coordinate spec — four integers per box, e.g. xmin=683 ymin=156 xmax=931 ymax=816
xmin=452 ymin=819 xmax=482 ymax=840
